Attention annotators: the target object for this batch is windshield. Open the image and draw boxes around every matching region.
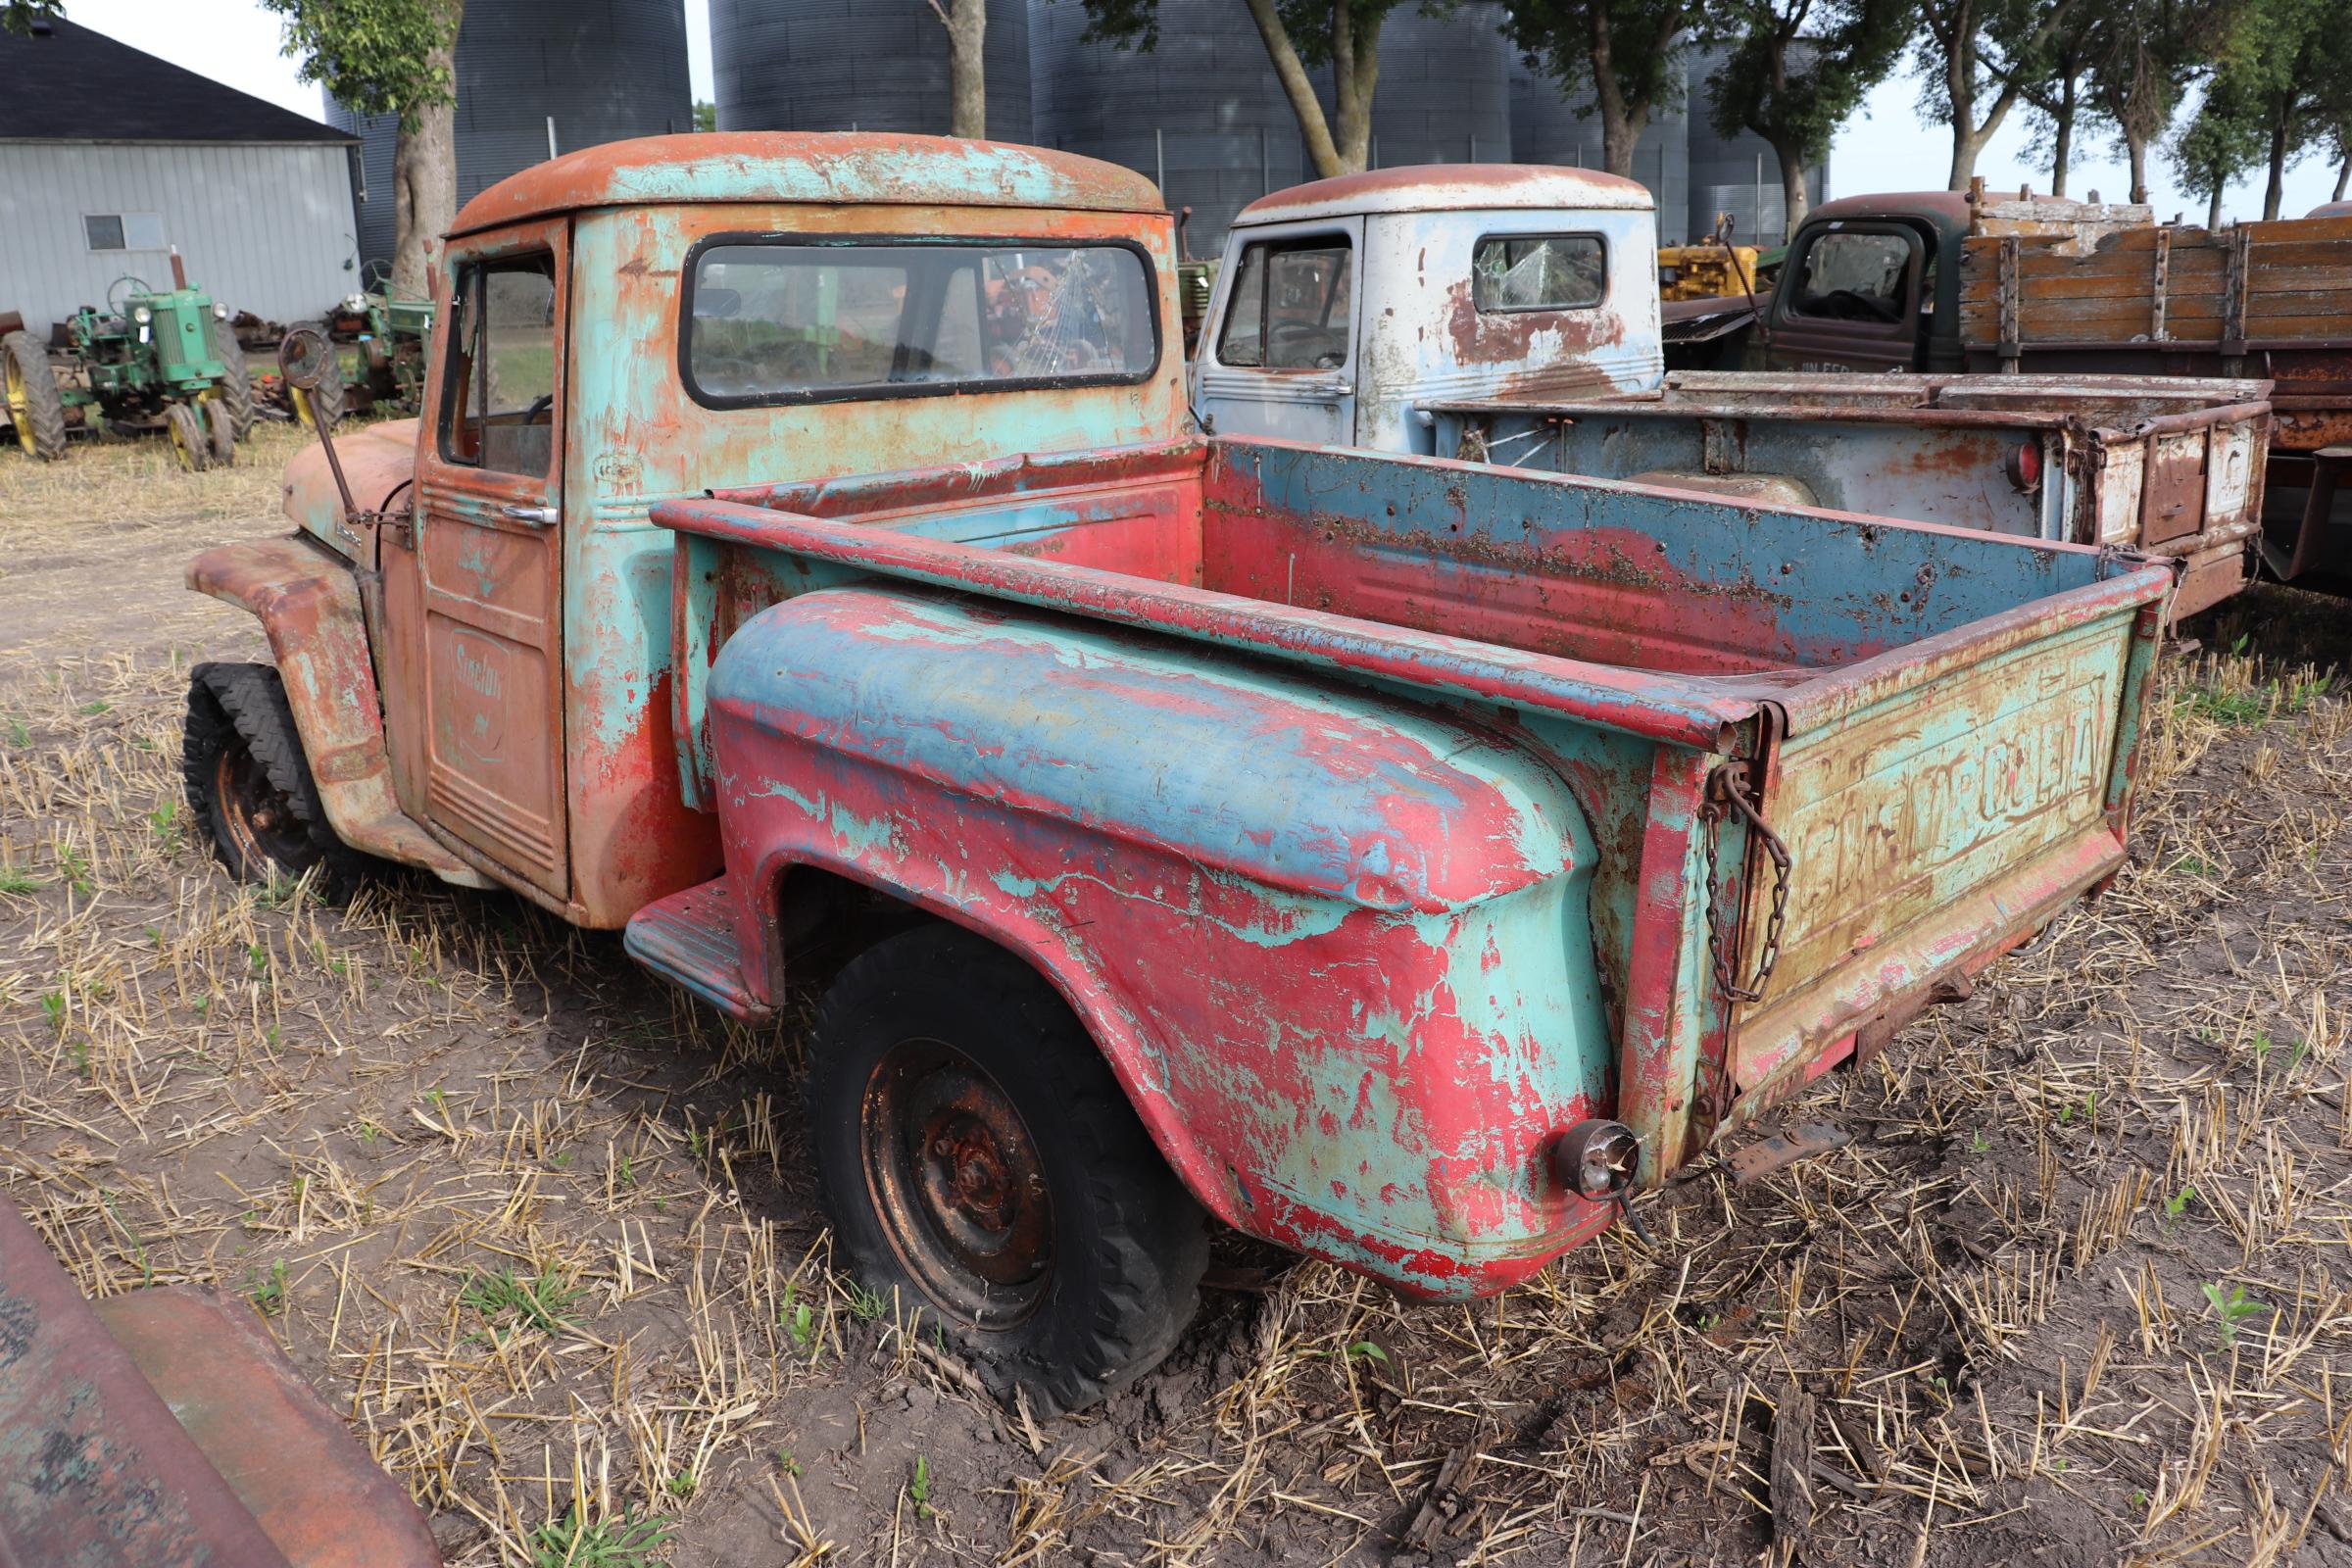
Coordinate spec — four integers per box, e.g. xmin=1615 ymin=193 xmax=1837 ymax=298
xmin=684 ymin=240 xmax=1158 ymax=404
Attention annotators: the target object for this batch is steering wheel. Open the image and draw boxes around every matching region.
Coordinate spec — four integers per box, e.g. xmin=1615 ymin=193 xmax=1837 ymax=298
xmin=107 ymin=275 xmax=157 ymax=317
xmin=1817 ymin=287 xmax=1902 ymax=323
xmin=361 ymin=258 xmax=394 ymax=296
xmin=523 ymin=394 xmax=555 ymax=424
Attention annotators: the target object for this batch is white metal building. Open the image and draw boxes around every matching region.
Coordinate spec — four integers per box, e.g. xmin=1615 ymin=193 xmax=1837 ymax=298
xmin=0 ymin=19 xmax=361 ymax=339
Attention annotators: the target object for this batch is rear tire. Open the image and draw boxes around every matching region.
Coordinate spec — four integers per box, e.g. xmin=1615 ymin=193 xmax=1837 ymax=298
xmin=183 ymin=663 xmax=367 ymax=901
xmin=3 ymin=329 xmax=67 ymax=460
xmin=807 ymin=924 xmax=1208 ymax=1414
xmin=212 ymin=320 xmax=256 ymax=436
xmin=203 ymin=398 xmax=236 ymax=465
xmin=294 ymin=328 xmax=347 ymax=431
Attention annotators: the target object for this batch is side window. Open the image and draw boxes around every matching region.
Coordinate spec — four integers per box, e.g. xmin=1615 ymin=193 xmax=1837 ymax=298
xmin=1216 ymin=237 xmax=1352 ymax=370
xmin=440 ymin=253 xmax=559 ymax=476
xmin=1473 ymin=234 xmax=1606 ymax=311
xmin=1788 ymin=231 xmax=1914 ymax=323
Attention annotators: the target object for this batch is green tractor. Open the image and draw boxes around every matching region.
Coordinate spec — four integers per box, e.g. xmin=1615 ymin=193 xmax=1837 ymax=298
xmin=301 ymin=262 xmax=436 ymax=430
xmin=3 ymin=261 xmax=254 ymax=469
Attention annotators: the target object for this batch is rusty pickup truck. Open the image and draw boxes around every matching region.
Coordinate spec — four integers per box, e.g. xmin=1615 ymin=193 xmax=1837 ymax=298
xmin=183 ymin=133 xmax=2170 ymax=1412
xmin=1193 ymin=167 xmax=2271 ymax=619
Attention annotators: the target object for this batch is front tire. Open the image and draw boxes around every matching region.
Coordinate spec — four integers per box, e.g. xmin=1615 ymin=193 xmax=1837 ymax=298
xmin=807 ymin=924 xmax=1208 ymax=1413
xmin=3 ymin=329 xmax=68 ymax=460
xmin=182 ymin=663 xmax=366 ymax=900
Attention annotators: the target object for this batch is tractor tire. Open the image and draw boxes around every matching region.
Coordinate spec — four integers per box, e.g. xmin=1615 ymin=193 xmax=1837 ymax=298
xmin=294 ymin=328 xmax=348 ymax=432
xmin=165 ymin=403 xmax=210 ymax=472
xmin=183 ymin=663 xmax=368 ymax=901
xmin=3 ymin=329 xmax=68 ymax=461
xmin=212 ymin=319 xmax=256 ymax=436
xmin=806 ymin=924 xmax=1208 ymax=1414
xmin=203 ymin=397 xmax=236 ymax=466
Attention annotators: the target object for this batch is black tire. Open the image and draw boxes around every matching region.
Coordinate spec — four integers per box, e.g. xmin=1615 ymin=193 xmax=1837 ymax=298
xmin=807 ymin=924 xmax=1208 ymax=1413
xmin=299 ymin=328 xmax=348 ymax=431
xmin=3 ymin=329 xmax=68 ymax=460
xmin=212 ymin=319 xmax=256 ymax=436
xmin=165 ymin=403 xmax=210 ymax=472
xmin=183 ymin=663 xmax=368 ymax=901
xmin=203 ymin=398 xmax=236 ymax=465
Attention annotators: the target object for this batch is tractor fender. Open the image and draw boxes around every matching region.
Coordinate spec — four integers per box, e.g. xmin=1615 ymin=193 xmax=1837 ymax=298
xmin=186 ymin=534 xmax=487 ymax=887
xmin=705 ymin=587 xmax=1620 ymax=1301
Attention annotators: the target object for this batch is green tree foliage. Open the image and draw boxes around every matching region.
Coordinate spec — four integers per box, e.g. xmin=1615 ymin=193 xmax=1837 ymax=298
xmin=1503 ymin=0 xmax=1696 ymax=179
xmin=2080 ymin=0 xmax=2210 ymax=203
xmin=1077 ymin=0 xmax=1433 ymax=176
xmin=1702 ymin=0 xmax=1911 ymax=229
xmin=2016 ymin=7 xmax=2095 ymax=195
xmin=693 ymin=99 xmax=716 ymax=133
xmin=1 ymin=0 xmax=63 ymax=35
xmin=2169 ymin=73 xmax=2266 ymax=225
xmin=261 ymin=0 xmax=461 ymax=128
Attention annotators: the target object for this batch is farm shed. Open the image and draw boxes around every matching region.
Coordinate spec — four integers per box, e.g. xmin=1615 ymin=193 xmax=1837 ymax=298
xmin=0 ymin=19 xmax=360 ymax=340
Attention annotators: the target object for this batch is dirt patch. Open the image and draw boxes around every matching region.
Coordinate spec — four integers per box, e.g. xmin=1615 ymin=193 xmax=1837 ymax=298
xmin=7 ymin=428 xmax=2352 ymax=1565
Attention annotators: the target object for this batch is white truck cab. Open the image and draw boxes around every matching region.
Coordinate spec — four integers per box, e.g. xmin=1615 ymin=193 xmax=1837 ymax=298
xmin=1193 ymin=165 xmax=1664 ymax=452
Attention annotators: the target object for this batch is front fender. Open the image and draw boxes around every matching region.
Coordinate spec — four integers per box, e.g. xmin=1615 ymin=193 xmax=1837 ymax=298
xmin=706 ymin=587 xmax=1620 ymax=1300
xmin=186 ymin=534 xmax=485 ymax=886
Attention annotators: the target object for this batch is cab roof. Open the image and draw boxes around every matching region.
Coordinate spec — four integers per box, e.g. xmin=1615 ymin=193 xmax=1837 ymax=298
xmin=450 ymin=132 xmax=1166 ymax=237
xmin=1235 ymin=164 xmax=1653 ymax=226
xmin=1801 ymin=190 xmax=1976 ymax=235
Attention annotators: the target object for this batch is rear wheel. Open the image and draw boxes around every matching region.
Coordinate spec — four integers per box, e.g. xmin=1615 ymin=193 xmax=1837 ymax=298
xmin=165 ymin=404 xmax=210 ymax=472
xmin=3 ymin=329 xmax=67 ymax=460
xmin=212 ymin=320 xmax=256 ymax=436
xmin=183 ymin=663 xmax=367 ymax=900
xmin=807 ymin=924 xmax=1208 ymax=1414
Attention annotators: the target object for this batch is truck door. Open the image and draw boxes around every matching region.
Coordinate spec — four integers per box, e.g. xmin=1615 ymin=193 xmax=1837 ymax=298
xmin=1764 ymin=221 xmax=1926 ymax=373
xmin=382 ymin=219 xmax=570 ymax=901
xmin=1195 ymin=220 xmax=1361 ymax=444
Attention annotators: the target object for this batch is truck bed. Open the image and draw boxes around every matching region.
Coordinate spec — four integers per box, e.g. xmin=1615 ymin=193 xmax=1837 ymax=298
xmin=1426 ymin=371 xmax=2269 ymax=619
xmin=654 ymin=439 xmax=2168 ymax=1185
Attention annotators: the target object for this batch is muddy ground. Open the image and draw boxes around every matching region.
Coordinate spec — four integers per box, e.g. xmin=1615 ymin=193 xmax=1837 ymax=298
xmin=6 ymin=426 xmax=2352 ymax=1567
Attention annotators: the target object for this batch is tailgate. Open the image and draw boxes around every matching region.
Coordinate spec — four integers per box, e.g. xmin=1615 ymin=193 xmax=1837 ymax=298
xmin=1726 ymin=587 xmax=2163 ymax=1100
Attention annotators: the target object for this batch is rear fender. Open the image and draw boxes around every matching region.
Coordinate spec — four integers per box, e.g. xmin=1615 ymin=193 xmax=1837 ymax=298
xmin=707 ymin=587 xmax=1623 ymax=1301
xmin=185 ymin=535 xmax=485 ymax=886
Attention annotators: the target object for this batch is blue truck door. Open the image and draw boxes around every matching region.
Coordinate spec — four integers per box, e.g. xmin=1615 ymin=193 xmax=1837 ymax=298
xmin=1194 ymin=218 xmax=1362 ymax=445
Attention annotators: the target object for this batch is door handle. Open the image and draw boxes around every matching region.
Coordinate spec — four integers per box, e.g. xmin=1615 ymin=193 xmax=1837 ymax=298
xmin=1329 ymin=382 xmax=1353 ymax=398
xmin=499 ymin=504 xmax=559 ymax=527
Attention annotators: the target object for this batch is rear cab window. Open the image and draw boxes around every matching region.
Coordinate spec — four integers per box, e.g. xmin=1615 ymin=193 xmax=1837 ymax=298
xmin=1788 ymin=228 xmax=1917 ymax=323
xmin=1472 ymin=234 xmax=1606 ymax=312
xmin=1216 ymin=236 xmax=1353 ymax=370
xmin=681 ymin=238 xmax=1159 ymax=406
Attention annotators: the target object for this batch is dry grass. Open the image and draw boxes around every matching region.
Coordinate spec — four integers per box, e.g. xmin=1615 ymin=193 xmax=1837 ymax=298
xmin=6 ymin=429 xmax=2352 ymax=1565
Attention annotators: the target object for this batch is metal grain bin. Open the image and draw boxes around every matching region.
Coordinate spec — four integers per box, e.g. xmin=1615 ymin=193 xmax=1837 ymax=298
xmin=711 ymin=0 xmax=1033 ymax=144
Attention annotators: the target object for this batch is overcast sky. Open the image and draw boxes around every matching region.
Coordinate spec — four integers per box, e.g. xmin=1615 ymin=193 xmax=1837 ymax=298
xmin=60 ymin=0 xmax=2342 ymax=224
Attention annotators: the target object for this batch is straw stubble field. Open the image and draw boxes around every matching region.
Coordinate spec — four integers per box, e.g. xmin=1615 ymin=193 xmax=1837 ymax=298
xmin=5 ymin=425 xmax=2352 ymax=1567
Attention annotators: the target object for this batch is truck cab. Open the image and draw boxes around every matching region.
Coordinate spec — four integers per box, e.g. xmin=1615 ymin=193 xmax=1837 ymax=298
xmin=1194 ymin=166 xmax=1663 ymax=452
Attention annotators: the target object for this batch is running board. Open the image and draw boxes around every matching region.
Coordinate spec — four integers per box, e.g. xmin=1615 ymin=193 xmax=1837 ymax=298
xmin=622 ymin=876 xmax=772 ymax=1021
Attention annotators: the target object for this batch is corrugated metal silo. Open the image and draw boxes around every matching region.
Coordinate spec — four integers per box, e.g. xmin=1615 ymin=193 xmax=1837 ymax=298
xmin=710 ymin=0 xmax=1032 ymax=144
xmin=1029 ymin=0 xmax=1323 ymax=260
xmin=329 ymin=0 xmax=692 ymax=272
xmin=1369 ymin=2 xmax=1510 ymax=170
xmin=1507 ymin=52 xmax=1688 ymax=244
xmin=1682 ymin=44 xmax=1824 ymax=246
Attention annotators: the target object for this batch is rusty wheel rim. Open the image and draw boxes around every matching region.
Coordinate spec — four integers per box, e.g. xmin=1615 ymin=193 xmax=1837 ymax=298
xmin=860 ymin=1037 xmax=1053 ymax=1329
xmin=213 ymin=743 xmax=307 ymax=875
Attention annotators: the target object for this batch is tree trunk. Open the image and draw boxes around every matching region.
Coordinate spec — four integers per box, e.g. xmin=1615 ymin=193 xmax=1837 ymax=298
xmin=1241 ymin=0 xmax=1346 ymax=176
xmin=2207 ymin=183 xmax=2224 ymax=230
xmin=1947 ymin=122 xmax=1985 ymax=191
xmin=2127 ymin=132 xmax=2149 ymax=205
xmin=2335 ymin=156 xmax=2349 ymax=201
xmin=2050 ymin=75 xmax=2075 ymax=197
xmin=389 ymin=32 xmax=458 ymax=300
xmin=1943 ymin=18 xmax=1981 ymax=190
xmin=1773 ymin=135 xmax=1809 ymax=235
xmin=1586 ymin=3 xmax=1646 ymax=177
xmin=2263 ymin=103 xmax=2287 ymax=220
xmin=942 ymin=0 xmax=986 ymax=139
xmin=1328 ymin=0 xmax=1381 ymax=173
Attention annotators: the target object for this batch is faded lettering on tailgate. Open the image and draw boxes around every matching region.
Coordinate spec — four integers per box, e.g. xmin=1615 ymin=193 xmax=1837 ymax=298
xmin=1760 ymin=617 xmax=2128 ymax=999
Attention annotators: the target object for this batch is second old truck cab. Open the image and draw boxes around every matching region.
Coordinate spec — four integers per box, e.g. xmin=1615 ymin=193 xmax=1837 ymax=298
xmin=1194 ymin=170 xmax=2274 ymax=619
xmin=188 ymin=135 xmax=2172 ymax=1413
